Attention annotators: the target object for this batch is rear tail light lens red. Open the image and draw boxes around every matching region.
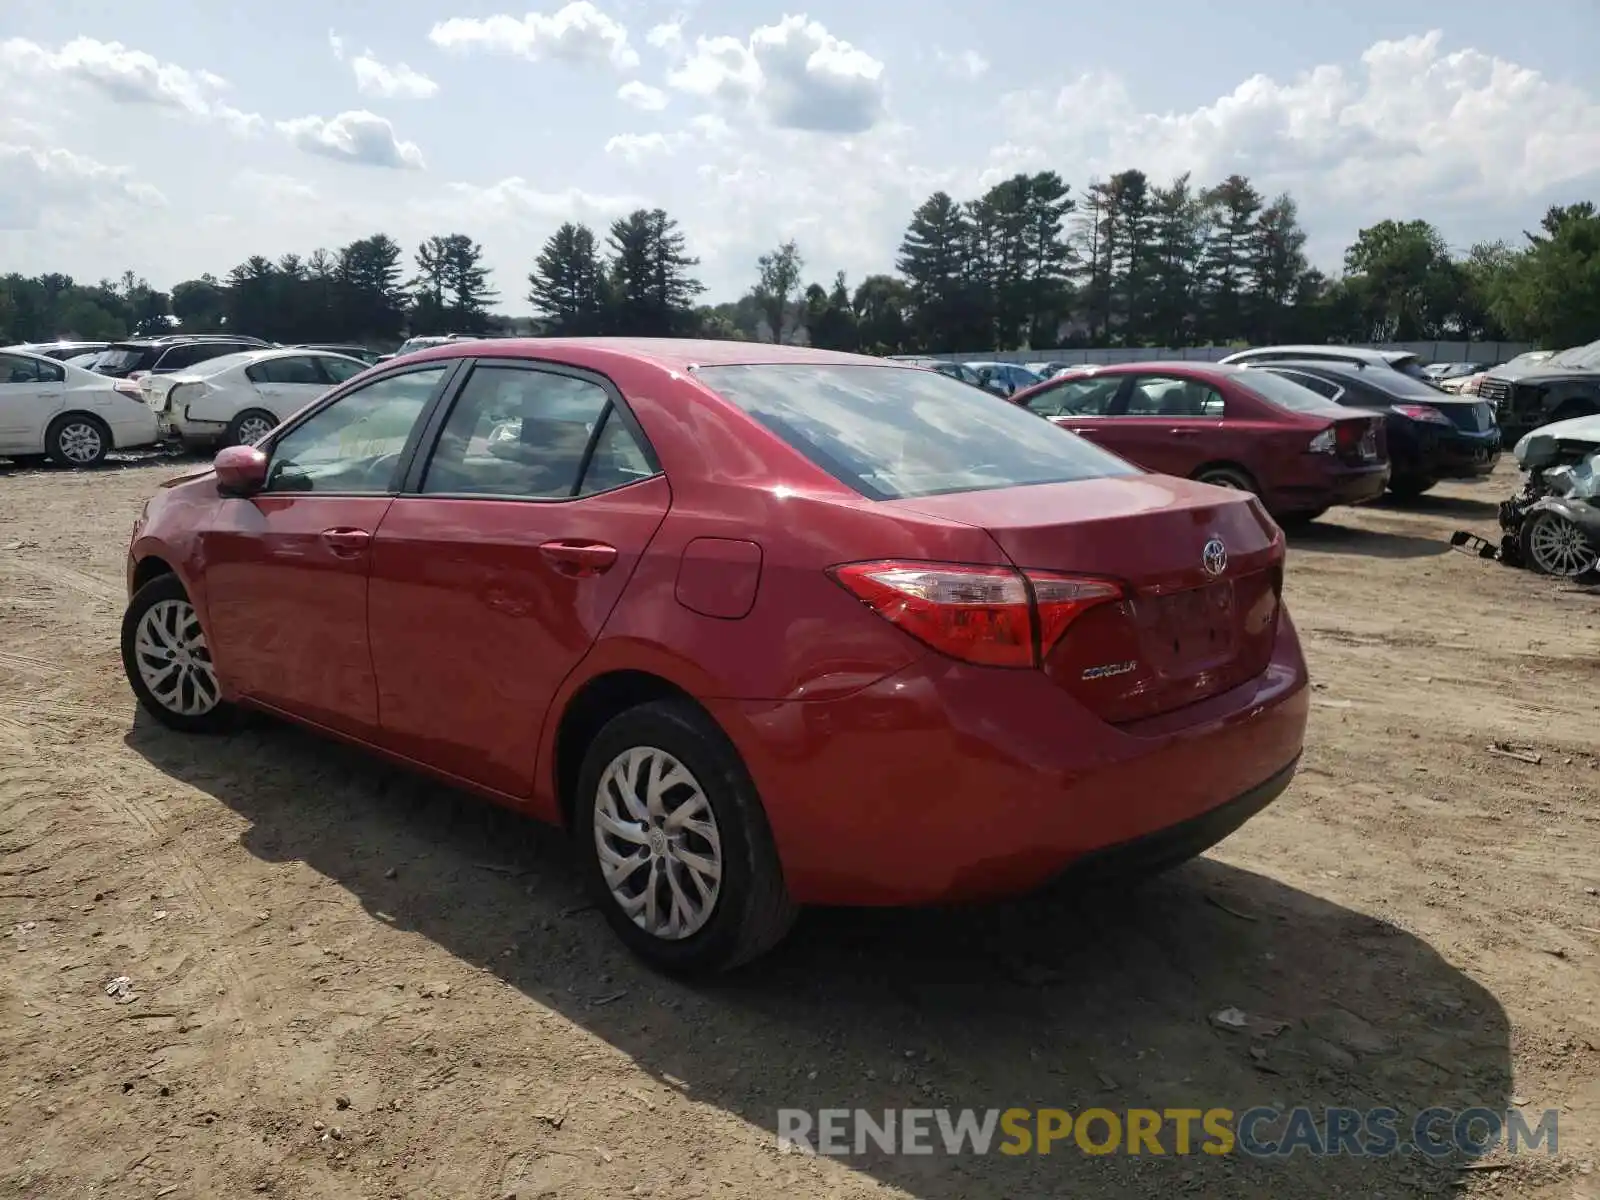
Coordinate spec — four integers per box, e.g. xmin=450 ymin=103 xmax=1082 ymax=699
xmin=1391 ymin=404 xmax=1451 ymax=424
xmin=829 ymin=560 xmax=1123 ymax=668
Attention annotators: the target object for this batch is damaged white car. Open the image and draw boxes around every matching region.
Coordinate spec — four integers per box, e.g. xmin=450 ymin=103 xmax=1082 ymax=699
xmin=1503 ymin=414 xmax=1600 ymax=578
xmin=140 ymin=348 xmax=369 ymax=449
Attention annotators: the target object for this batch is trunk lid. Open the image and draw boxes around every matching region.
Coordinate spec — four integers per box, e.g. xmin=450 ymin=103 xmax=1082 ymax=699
xmin=1427 ymin=398 xmax=1497 ymax=434
xmin=887 ymin=476 xmax=1285 ymax=723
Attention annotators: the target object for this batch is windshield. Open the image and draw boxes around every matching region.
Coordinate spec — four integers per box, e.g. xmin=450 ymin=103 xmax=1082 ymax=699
xmin=1501 ymin=351 xmax=1554 ymax=371
xmin=1237 ymin=369 xmax=1354 ymax=416
xmin=1547 ymin=339 xmax=1600 ymax=370
xmin=695 ymin=363 xmax=1139 ymax=501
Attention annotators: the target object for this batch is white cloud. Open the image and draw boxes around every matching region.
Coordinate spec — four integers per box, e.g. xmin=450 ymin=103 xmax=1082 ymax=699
xmin=986 ymin=30 xmax=1600 ymax=216
xmin=276 ymin=110 xmax=426 ymax=170
xmin=646 ymin=21 xmax=683 ymax=53
xmin=0 ymin=37 xmax=263 ymax=135
xmin=936 ymin=48 xmax=989 ymax=80
xmin=666 ymin=15 xmax=886 ymax=133
xmin=352 ymin=53 xmax=440 ymax=99
xmin=233 ymin=170 xmax=317 ymax=202
xmin=429 ymin=3 xmax=640 ymax=71
xmin=0 ymin=142 xmax=166 ymax=230
xmin=617 ymin=80 xmax=668 ymax=111
xmin=605 ymin=131 xmax=680 ymax=162
xmin=328 ymin=30 xmax=345 ymax=61
xmin=437 ymin=177 xmax=641 ymax=229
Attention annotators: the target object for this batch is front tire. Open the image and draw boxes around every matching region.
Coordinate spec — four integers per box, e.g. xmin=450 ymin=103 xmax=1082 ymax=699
xmin=120 ymin=574 xmax=233 ymax=733
xmin=575 ymin=700 xmax=796 ymax=975
xmin=46 ymin=413 xmax=111 ymax=468
xmin=1521 ymin=509 xmax=1599 ymax=578
xmin=226 ymin=409 xmax=278 ymax=447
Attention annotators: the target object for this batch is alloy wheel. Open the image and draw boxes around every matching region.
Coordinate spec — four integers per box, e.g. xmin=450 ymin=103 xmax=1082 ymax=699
xmin=58 ymin=421 xmax=104 ymax=464
xmin=593 ymin=745 xmax=723 ymax=940
xmin=236 ymin=415 xmax=275 ymax=444
xmin=1526 ymin=511 xmax=1599 ymax=578
xmin=133 ymin=599 xmax=220 ymax=716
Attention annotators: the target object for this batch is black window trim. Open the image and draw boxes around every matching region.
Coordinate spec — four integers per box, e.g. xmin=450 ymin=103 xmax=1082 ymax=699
xmin=254 ymin=358 xmax=467 ymax=498
xmin=395 ymin=356 xmax=664 ymax=503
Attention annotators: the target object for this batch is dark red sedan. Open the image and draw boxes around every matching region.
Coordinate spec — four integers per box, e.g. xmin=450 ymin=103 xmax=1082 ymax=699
xmin=121 ymin=340 xmax=1310 ymax=973
xmin=1010 ymin=362 xmax=1390 ymax=521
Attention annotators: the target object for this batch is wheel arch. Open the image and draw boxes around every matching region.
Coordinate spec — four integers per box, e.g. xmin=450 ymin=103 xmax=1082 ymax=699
xmin=551 ymin=669 xmax=714 ymax=830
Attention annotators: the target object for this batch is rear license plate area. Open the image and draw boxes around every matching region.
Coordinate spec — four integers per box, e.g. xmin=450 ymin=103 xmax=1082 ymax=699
xmin=1135 ymin=581 xmax=1237 ymax=674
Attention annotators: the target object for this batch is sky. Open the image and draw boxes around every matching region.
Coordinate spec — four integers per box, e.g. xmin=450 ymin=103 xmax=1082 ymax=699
xmin=2 ymin=0 xmax=1598 ymax=314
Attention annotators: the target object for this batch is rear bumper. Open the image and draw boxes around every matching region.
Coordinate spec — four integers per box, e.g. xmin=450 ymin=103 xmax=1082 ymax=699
xmin=1266 ymin=460 xmax=1389 ymax=514
xmin=708 ymin=610 xmax=1309 ymax=906
xmin=1397 ymin=428 xmax=1502 ymax=480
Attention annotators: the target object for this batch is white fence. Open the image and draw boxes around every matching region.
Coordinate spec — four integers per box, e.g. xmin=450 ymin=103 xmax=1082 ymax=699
xmin=922 ymin=342 xmax=1536 ymax=366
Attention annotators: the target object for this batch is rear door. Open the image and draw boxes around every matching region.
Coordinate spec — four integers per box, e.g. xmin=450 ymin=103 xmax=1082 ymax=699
xmin=246 ymin=355 xmax=336 ymax=421
xmin=1095 ymin=373 xmax=1227 ymax=476
xmin=0 ymin=352 xmax=66 ymax=450
xmin=366 ymin=360 xmax=670 ymax=797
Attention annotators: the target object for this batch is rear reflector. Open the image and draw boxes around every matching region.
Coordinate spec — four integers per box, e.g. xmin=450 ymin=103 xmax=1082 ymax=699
xmin=829 ymin=560 xmax=1122 ymax=668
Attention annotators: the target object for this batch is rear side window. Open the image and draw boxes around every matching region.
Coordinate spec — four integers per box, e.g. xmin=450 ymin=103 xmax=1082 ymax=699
xmin=695 ymin=363 xmax=1137 ymax=501
xmin=319 ymin=356 xmax=366 ymax=384
xmin=1237 ymin=369 xmax=1353 ymax=416
xmin=1124 ymin=375 xmax=1225 ymax=417
xmin=1264 ymin=369 xmax=1342 ymax=400
xmin=247 ymin=356 xmax=324 ymax=385
xmin=422 ymin=365 xmax=650 ymax=499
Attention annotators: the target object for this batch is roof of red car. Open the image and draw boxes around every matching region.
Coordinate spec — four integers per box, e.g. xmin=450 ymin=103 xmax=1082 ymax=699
xmin=1062 ymin=360 xmax=1247 ymax=377
xmin=406 ymin=337 xmax=888 ymax=371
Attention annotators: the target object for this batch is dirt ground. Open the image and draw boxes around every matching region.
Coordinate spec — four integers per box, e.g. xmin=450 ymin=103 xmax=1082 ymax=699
xmin=2 ymin=453 xmax=1598 ymax=1200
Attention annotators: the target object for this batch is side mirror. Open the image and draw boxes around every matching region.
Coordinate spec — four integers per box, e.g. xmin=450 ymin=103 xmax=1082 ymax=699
xmin=214 ymin=445 xmax=268 ymax=496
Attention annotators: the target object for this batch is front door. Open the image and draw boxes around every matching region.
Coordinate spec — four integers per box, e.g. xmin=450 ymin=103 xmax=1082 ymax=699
xmin=199 ymin=364 xmax=453 ymax=735
xmin=366 ymin=361 xmax=670 ymax=797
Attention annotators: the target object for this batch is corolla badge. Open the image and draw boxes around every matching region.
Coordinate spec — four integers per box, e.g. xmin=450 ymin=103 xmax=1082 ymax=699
xmin=1202 ymin=537 xmax=1228 ymax=576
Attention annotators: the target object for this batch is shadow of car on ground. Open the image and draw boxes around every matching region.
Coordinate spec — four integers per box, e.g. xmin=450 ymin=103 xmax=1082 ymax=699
xmin=1288 ymin=518 xmax=1450 ymax=560
xmin=126 ymin=713 xmax=1513 ymax=1198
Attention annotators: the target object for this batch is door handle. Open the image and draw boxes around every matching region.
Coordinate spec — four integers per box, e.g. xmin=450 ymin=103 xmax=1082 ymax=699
xmin=320 ymin=527 xmax=371 ymax=555
xmin=539 ymin=540 xmax=619 ymax=577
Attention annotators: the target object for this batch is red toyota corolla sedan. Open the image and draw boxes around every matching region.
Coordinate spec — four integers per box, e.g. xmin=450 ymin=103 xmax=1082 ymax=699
xmin=121 ymin=340 xmax=1310 ymax=973
xmin=1010 ymin=362 xmax=1390 ymax=521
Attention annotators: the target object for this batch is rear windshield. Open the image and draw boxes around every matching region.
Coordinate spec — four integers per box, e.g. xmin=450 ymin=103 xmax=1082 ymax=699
xmin=1385 ymin=354 xmax=1432 ymax=381
xmin=694 ymin=363 xmax=1138 ymax=501
xmin=181 ymin=351 xmax=260 ymax=376
xmin=90 ymin=346 xmax=154 ymax=373
xmin=1548 ymin=339 xmax=1600 ymax=370
xmin=1237 ymin=369 xmax=1354 ymax=416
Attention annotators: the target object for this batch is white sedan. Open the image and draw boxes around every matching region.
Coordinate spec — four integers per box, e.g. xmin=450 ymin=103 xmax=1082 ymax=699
xmin=141 ymin=348 xmax=368 ymax=448
xmin=0 ymin=345 xmax=160 ymax=467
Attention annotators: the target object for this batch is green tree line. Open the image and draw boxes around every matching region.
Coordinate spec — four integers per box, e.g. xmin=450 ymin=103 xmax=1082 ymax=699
xmin=3 ymin=184 xmax=1596 ymax=355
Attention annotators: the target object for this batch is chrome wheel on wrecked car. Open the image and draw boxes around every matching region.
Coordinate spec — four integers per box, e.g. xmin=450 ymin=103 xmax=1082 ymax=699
xmin=593 ymin=745 xmax=723 ymax=940
xmin=1522 ymin=510 xmax=1599 ymax=578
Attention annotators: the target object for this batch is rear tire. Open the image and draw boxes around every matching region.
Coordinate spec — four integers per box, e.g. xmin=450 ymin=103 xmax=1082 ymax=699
xmin=120 ymin=573 xmax=234 ymax=734
xmin=1387 ymin=475 xmax=1436 ymax=500
xmin=45 ymin=413 xmax=111 ymax=468
xmin=575 ymin=699 xmax=796 ymax=975
xmin=1193 ymin=465 xmax=1256 ymax=493
xmin=225 ymin=409 xmax=278 ymax=448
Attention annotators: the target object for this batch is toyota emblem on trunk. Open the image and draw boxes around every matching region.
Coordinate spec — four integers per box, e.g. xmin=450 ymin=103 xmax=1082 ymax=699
xmin=1202 ymin=538 xmax=1227 ymax=576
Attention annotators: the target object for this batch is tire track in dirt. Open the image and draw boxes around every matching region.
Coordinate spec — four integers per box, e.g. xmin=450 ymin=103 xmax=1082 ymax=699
xmin=0 ymin=557 xmax=121 ymax=607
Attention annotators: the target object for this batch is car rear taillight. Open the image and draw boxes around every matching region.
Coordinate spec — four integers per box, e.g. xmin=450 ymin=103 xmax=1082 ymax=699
xmin=829 ymin=560 xmax=1123 ymax=668
xmin=1391 ymin=404 xmax=1451 ymax=424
